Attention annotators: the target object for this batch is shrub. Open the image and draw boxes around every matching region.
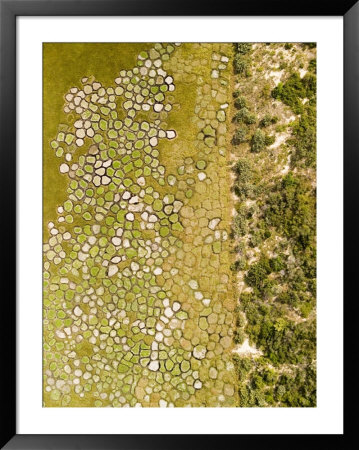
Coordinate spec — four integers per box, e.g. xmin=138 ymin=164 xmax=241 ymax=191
xmin=235 ymin=43 xmax=252 ymax=54
xmin=251 ymin=129 xmax=266 ymax=152
xmin=291 ymin=115 xmax=316 ymax=167
xmin=269 ymin=256 xmax=286 ymax=272
xmin=303 ymin=73 xmax=316 ymax=98
xmin=265 ymin=173 xmax=316 ymax=257
xmin=271 ymin=72 xmax=316 ymax=115
xmin=234 ymin=329 xmax=246 ymax=344
xmin=234 ymin=54 xmax=249 ymax=75
xmin=232 ymin=127 xmax=248 ymax=145
xmin=260 ymin=114 xmax=278 ymax=128
xmin=246 ymin=113 xmax=257 ymax=125
xmin=230 ymin=258 xmax=247 ymax=271
xmin=233 ymin=159 xmax=256 ymax=199
xmin=245 ymin=258 xmax=272 ymax=291
xmin=265 ymin=135 xmax=275 ymax=146
xmin=233 ymin=107 xmax=256 ymax=125
xmin=308 ymin=58 xmax=316 ymax=73
xmin=275 ymin=124 xmax=287 ymax=132
xmin=234 ymin=96 xmax=247 ymax=109
xmin=250 ymin=232 xmax=264 ymax=248
xmin=233 ymin=208 xmax=248 ymax=236
xmin=271 ymin=73 xmax=306 ymax=114
xmin=234 ymin=158 xmax=252 ymax=181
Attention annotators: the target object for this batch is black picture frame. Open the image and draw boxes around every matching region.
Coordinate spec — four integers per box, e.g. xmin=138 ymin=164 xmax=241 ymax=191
xmin=0 ymin=0 xmax=356 ymax=448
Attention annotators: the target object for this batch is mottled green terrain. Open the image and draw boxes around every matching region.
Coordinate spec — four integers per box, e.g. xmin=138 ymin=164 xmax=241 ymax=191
xmin=43 ymin=43 xmax=316 ymax=408
xmin=43 ymin=43 xmax=237 ymax=407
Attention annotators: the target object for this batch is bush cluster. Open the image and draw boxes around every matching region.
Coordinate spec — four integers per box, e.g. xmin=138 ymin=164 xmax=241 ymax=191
xmin=271 ymin=70 xmax=317 ymax=167
xmin=250 ymin=129 xmax=275 ymax=153
xmin=233 ymin=43 xmax=252 ymax=77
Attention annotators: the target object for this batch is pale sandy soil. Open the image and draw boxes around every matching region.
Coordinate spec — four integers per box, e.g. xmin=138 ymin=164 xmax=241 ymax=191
xmin=285 ymin=114 xmax=296 ymax=124
xmin=268 ymin=131 xmax=290 ymax=151
xmin=264 ymin=69 xmax=284 ymax=86
xmin=232 ymin=338 xmax=262 ymax=357
xmin=299 ymin=68 xmax=308 ymax=78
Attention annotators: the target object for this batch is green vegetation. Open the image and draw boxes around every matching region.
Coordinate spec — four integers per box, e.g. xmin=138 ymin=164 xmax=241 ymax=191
xmin=232 ymin=159 xmax=258 ymax=200
xmin=234 ymin=55 xmax=249 ymax=76
xmin=308 ymin=58 xmax=316 ymax=73
xmin=250 ymin=129 xmax=275 ymax=152
xmin=266 ymin=173 xmax=316 ymax=258
xmin=303 ymin=42 xmax=316 ymax=49
xmin=259 ymin=114 xmax=278 ymax=128
xmin=234 ymin=96 xmax=247 ymax=109
xmin=234 ymin=355 xmax=316 ymax=407
xmin=234 ymin=43 xmax=252 ymax=54
xmin=250 ymin=129 xmax=266 ymax=152
xmin=232 ymin=127 xmax=248 ymax=145
xmin=272 ymin=71 xmax=317 ymax=167
xmin=233 ymin=43 xmax=252 ymax=77
xmin=272 ymin=72 xmax=316 ymax=115
xmin=231 ymin=44 xmax=279 ymax=157
xmin=233 ymin=107 xmax=257 ymax=125
xmin=231 ymin=43 xmax=316 ymax=407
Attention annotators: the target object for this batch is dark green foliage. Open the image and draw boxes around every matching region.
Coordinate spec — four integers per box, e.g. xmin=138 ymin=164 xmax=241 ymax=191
xmin=251 ymin=129 xmax=266 ymax=152
xmin=232 ymin=127 xmax=248 ymax=145
xmin=269 ymin=255 xmax=286 ymax=272
xmin=234 ymin=54 xmax=249 ymax=75
xmin=264 ymin=135 xmax=275 ymax=146
xmin=271 ymin=72 xmax=316 ymax=114
xmin=245 ymin=257 xmax=272 ymax=291
xmin=233 ymin=43 xmax=252 ymax=76
xmin=234 ymin=355 xmax=316 ymax=407
xmin=308 ymin=58 xmax=316 ymax=73
xmin=233 ymin=328 xmax=246 ymax=344
xmin=233 ymin=107 xmax=257 ymax=125
xmin=260 ymin=172 xmax=316 ymax=310
xmin=234 ymin=158 xmax=252 ymax=180
xmin=303 ymin=42 xmax=316 ymax=49
xmin=230 ymin=258 xmax=247 ymax=271
xmin=272 ymin=73 xmax=306 ymax=114
xmin=233 ymin=159 xmax=258 ymax=200
xmin=259 ymin=114 xmax=278 ymax=128
xmin=291 ymin=110 xmax=316 ymax=167
xmin=275 ymin=365 xmax=316 ymax=407
xmin=248 ymin=220 xmax=273 ymax=248
xmin=266 ymin=173 xmax=316 ymax=257
xmin=234 ymin=96 xmax=247 ymax=109
xmin=241 ymin=294 xmax=316 ymax=366
xmin=233 ymin=171 xmax=316 ymax=404
xmin=271 ymin=70 xmax=317 ymax=167
xmin=233 ymin=206 xmax=249 ymax=236
xmin=284 ymin=43 xmax=293 ymax=50
xmin=234 ymin=43 xmax=252 ymax=54
xmin=303 ymin=73 xmax=316 ymax=98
